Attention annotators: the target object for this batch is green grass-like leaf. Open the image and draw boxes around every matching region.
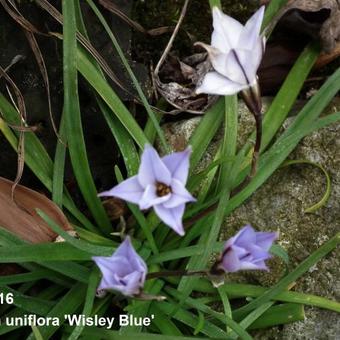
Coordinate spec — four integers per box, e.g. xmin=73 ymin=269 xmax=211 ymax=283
xmin=62 ymin=0 xmax=111 ymax=234
xmin=84 ymin=0 xmax=169 ymax=152
xmin=233 ymin=232 xmax=340 ymax=320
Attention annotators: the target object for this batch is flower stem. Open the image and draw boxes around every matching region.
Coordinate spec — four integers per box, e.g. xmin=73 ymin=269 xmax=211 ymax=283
xmin=250 ymin=111 xmax=262 ymax=177
xmin=209 ymin=0 xmax=222 ymax=9
xmin=240 ymin=83 xmax=263 ymax=178
xmin=146 ymin=269 xmax=208 ymax=280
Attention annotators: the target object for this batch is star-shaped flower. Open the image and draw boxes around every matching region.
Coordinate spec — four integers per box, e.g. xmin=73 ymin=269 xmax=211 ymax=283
xmin=99 ymin=145 xmax=196 ymax=236
xmin=196 ymin=6 xmax=265 ymax=96
xmin=92 ymin=237 xmax=147 ymax=296
xmin=213 ymin=225 xmax=279 ymax=273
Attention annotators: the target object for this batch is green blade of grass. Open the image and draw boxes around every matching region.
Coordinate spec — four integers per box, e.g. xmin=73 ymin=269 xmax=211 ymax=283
xmin=115 ymin=167 xmax=159 ymax=255
xmin=73 ymin=2 xmax=140 ymax=177
xmin=77 ymin=47 xmax=149 ymax=149
xmin=62 ymin=0 xmax=111 ymax=234
xmin=175 ymin=187 xmax=228 ymax=312
xmin=40 ymin=261 xmax=89 ymax=283
xmin=0 ymin=286 xmax=53 ymax=315
xmin=84 ymin=0 xmax=169 ymax=152
xmin=148 ymin=241 xmax=222 ymax=264
xmin=0 ymin=242 xmax=91 ymax=262
xmin=65 ymin=326 xmax=207 ymax=340
xmin=262 ymin=0 xmax=288 ymax=29
xmin=98 ymin=100 xmax=140 ymax=176
xmin=230 ymin=302 xmax=274 ymax=339
xmin=233 ymin=44 xmax=319 ymax=178
xmin=0 ymin=94 xmax=98 ymax=232
xmin=281 ymin=159 xmax=331 ymax=213
xmin=52 ymin=112 xmax=67 ymax=207
xmin=230 ymin=302 xmax=304 ymax=337
xmin=218 ymin=286 xmax=233 ymax=334
xmin=27 ymin=283 xmax=87 ymax=339
xmin=121 ymin=279 xmax=164 ymax=334
xmin=216 ymin=95 xmax=238 ymax=191
xmin=0 ymin=285 xmax=65 ymax=336
xmin=225 ymin=69 xmax=340 ymax=220
xmin=0 ymin=226 xmax=90 ymax=283
xmin=166 ymin=287 xmax=250 ymax=339
xmin=180 ymin=96 xmax=238 ymax=316
xmin=233 ymin=232 xmax=340 ymax=320
xmin=174 ymin=99 xmax=232 ymax=305
xmin=67 ymin=269 xmax=100 ymax=340
xmin=37 ymin=209 xmax=114 ymax=256
xmin=248 ymin=303 xmax=305 ymax=330
xmin=31 ymin=326 xmax=44 ymax=340
xmin=0 ymin=270 xmax=63 ymax=285
xmin=143 ymin=100 xmax=164 ymax=144
xmin=152 ymin=304 xmax=183 ymax=336
xmin=189 ymin=98 xmax=224 ymax=169
xmin=153 ymin=301 xmax=228 ymax=339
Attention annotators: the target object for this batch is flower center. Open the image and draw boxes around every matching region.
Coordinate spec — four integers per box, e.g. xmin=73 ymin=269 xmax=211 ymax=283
xmin=156 ymin=182 xmax=172 ymax=197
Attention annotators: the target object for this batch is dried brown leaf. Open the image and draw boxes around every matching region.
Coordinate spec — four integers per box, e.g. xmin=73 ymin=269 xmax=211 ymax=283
xmin=0 ymin=0 xmax=47 ymax=36
xmin=155 ymin=53 xmax=217 ymax=114
xmin=270 ymin=0 xmax=340 ymax=52
xmin=153 ymin=0 xmax=217 ymax=114
xmin=98 ymin=0 xmax=174 ymax=36
xmin=0 ymin=67 xmax=26 ymax=197
xmin=315 ymin=41 xmax=340 ymax=67
xmin=0 ymin=177 xmax=72 ymax=243
xmin=102 ymin=198 xmax=127 ymax=221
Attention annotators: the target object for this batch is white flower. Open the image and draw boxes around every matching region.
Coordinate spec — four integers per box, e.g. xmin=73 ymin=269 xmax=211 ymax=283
xmin=196 ymin=6 xmax=265 ymax=96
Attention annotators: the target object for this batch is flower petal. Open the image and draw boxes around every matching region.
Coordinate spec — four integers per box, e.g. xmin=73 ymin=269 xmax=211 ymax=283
xmin=237 ymin=6 xmax=265 ymax=49
xmin=243 ymin=244 xmax=271 ymax=262
xmin=161 ymin=147 xmax=192 ymax=183
xmin=239 ymin=260 xmax=268 ymax=271
xmin=138 ymin=145 xmax=171 ymax=187
xmin=219 ymin=225 xmax=278 ymax=274
xmin=93 ymin=256 xmax=132 ymax=287
xmin=256 ymin=231 xmax=279 ymax=251
xmin=118 ymin=271 xmax=144 ymax=296
xmin=139 ymin=184 xmax=171 ymax=210
xmin=233 ymin=225 xmax=256 ymax=247
xmin=114 ymin=237 xmax=147 ymax=275
xmin=234 ymin=48 xmax=261 ymax=85
xmin=216 ymin=49 xmax=250 ymax=84
xmin=92 ymin=256 xmax=122 ymax=278
xmin=98 ymin=176 xmax=144 ymax=205
xmin=254 ymin=36 xmax=266 ymax=71
xmin=93 ymin=237 xmax=147 ymax=296
xmin=211 ymin=7 xmax=243 ymax=52
xmin=163 ymin=179 xmax=196 ymax=209
xmin=113 ymin=236 xmax=133 ymax=258
xmin=221 ymin=247 xmax=242 ymax=272
xmin=98 ymin=270 xmax=143 ymax=296
xmin=232 ymin=49 xmax=262 ymax=86
xmin=154 ymin=203 xmax=185 ymax=236
xmin=196 ymin=43 xmax=248 ymax=85
xmin=196 ymin=71 xmax=247 ymax=96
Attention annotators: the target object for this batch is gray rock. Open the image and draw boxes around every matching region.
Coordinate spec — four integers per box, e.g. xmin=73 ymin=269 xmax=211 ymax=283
xmin=161 ymin=98 xmax=271 ymax=172
xmin=227 ymin=117 xmax=340 ymax=339
xmin=162 ymin=97 xmax=340 ymax=339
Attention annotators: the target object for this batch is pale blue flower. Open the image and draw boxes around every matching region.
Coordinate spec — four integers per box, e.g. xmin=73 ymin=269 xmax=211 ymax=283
xmin=93 ymin=237 xmax=147 ymax=296
xmin=196 ymin=6 xmax=265 ymax=95
xmin=214 ymin=225 xmax=278 ymax=273
xmin=99 ymin=145 xmax=196 ymax=236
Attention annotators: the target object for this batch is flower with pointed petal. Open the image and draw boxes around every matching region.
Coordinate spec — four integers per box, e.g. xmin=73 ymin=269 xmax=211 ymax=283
xmin=196 ymin=6 xmax=265 ymax=96
xmin=99 ymin=145 xmax=196 ymax=236
xmin=92 ymin=237 xmax=147 ymax=296
xmin=211 ymin=225 xmax=278 ymax=274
